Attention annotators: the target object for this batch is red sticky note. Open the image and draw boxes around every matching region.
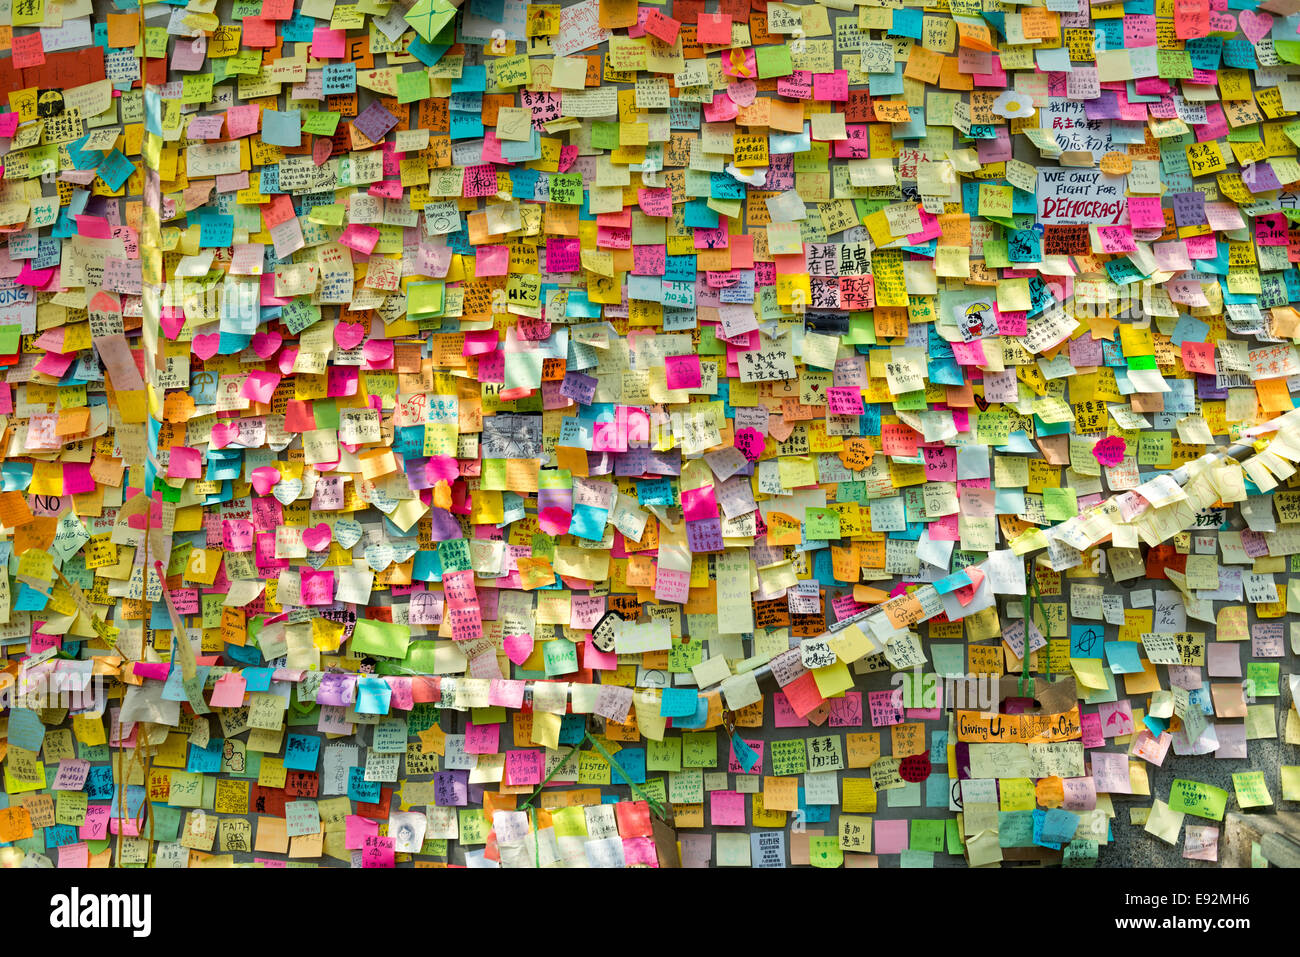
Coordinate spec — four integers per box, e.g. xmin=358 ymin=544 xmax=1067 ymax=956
xmin=697 ymin=12 xmax=732 ymax=44
xmin=10 ymin=33 xmax=44 ymax=69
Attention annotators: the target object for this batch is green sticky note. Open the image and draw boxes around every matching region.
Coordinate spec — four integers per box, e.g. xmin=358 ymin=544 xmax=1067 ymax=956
xmin=543 ymin=638 xmax=579 ymax=676
xmin=1245 ymin=662 xmax=1280 ymax=698
xmin=1041 ymin=486 xmax=1078 ymax=521
xmin=770 ymin=739 xmax=808 ymax=776
xmin=549 ymin=172 xmax=583 ymax=205
xmin=804 ymin=506 xmax=841 ymax=540
xmin=457 ymin=808 xmax=489 ymax=845
xmin=351 ymin=619 xmax=411 ymax=659
xmin=405 ymin=0 xmax=457 ymax=42
xmin=910 ymin=818 xmax=946 ymax=852
xmin=308 ymin=203 xmax=345 ymax=226
xmin=1064 ymin=839 xmax=1099 ymax=868
xmin=646 ymin=737 xmax=682 ymax=772
xmin=470 ymin=705 xmax=505 ymax=725
xmin=181 ymin=73 xmax=214 ymax=105
xmin=402 ymin=643 xmax=440 ymax=674
xmin=0 ymin=324 xmax=20 ymax=354
xmin=1231 ymin=771 xmax=1273 ymax=809
xmin=438 ymin=538 xmax=472 ymax=573
xmin=312 ymin=398 xmax=339 ymax=431
xmin=809 ymin=835 xmax=843 ymax=868
xmin=755 ymin=43 xmax=793 ymax=78
xmin=301 ymin=110 xmax=341 ymax=136
xmin=408 ymin=281 xmax=445 ymax=316
xmin=590 ymin=121 xmax=620 ymax=150
xmin=682 ymin=731 xmax=718 ymax=768
xmin=1168 ymin=778 xmax=1229 ymax=821
xmin=946 ymin=817 xmax=964 ymax=854
xmin=900 ymin=849 xmax=935 ymax=867
xmin=396 ymin=68 xmax=430 ymax=104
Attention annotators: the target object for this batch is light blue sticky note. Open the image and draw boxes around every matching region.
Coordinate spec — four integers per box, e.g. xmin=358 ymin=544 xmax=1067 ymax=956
xmin=261 ymin=110 xmax=302 ymax=147
xmin=660 ymin=687 xmax=699 ymax=718
xmin=1103 ymin=641 xmax=1143 ymax=675
xmin=8 ymin=708 xmax=46 ymax=752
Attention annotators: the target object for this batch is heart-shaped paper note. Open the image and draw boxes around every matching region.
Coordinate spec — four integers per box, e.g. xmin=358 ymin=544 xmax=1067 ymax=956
xmin=209 ymin=422 xmax=240 ymax=449
xmin=302 ymin=523 xmax=332 ymax=551
xmin=334 ymin=519 xmax=363 ymax=549
xmin=251 ymin=331 xmax=282 ymax=358
xmin=390 ymin=540 xmax=419 ymax=564
xmin=503 ymin=633 xmax=534 ymax=666
xmin=1239 ymin=9 xmax=1273 ymax=43
xmin=192 ymin=333 xmax=220 ymax=360
xmin=272 ymin=478 xmax=303 ymax=505
xmin=335 ymin=322 xmax=367 ymax=351
xmin=364 ymin=541 xmax=394 ymax=571
xmin=250 ymin=467 xmax=281 ymax=495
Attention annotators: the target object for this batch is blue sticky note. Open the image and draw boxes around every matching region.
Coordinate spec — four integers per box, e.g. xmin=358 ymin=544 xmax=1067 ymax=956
xmin=889 ymin=8 xmax=923 ymax=37
xmin=14 ymin=582 xmax=49 ymax=612
xmin=95 ymin=150 xmax=134 ymax=191
xmin=7 ymin=708 xmax=46 ymax=752
xmin=284 ymin=734 xmax=321 ymax=771
xmin=1070 ymin=624 xmax=1104 ymax=660
xmin=356 ymin=675 xmax=392 ymax=715
xmin=187 ymin=739 xmax=224 ymax=774
xmin=610 ymin=747 xmax=646 ymax=785
xmin=730 ymin=734 xmax=760 ymax=773
xmin=1031 ymin=809 xmax=1062 ymax=850
xmin=660 ymin=688 xmax=699 ymax=718
xmin=347 ymin=767 xmax=381 ymax=803
xmin=1104 ymin=641 xmax=1143 ymax=675
xmin=198 ymin=214 xmax=233 ymax=248
xmin=673 ymin=694 xmax=711 ymax=729
xmin=261 ymin=110 xmax=302 ymax=147
xmin=1042 ymin=808 xmax=1080 ymax=845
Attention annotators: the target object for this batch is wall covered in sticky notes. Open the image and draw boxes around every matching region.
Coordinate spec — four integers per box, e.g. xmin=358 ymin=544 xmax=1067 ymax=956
xmin=0 ymin=0 xmax=1296 ymax=872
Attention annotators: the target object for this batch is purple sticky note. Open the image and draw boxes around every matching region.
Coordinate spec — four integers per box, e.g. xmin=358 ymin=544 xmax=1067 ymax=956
xmin=353 ymin=102 xmax=398 ymax=143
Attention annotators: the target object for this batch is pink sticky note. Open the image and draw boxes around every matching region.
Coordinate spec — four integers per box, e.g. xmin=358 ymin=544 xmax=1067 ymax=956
xmin=339 ymin=224 xmax=380 ymax=255
xmin=874 ymin=819 xmax=909 ymax=854
xmin=57 ymin=842 xmax=89 ymax=869
xmin=728 ymin=739 xmax=765 ymax=774
xmin=464 ymin=720 xmax=500 ymax=755
xmin=345 ymin=815 xmax=379 ymax=850
xmin=475 ymin=245 xmax=511 ymax=276
xmin=773 ymin=692 xmax=811 ymax=728
xmin=240 ymin=369 xmax=281 ymax=404
xmin=167 ymin=446 xmax=203 ymax=479
xmin=664 ymin=354 xmax=702 ymax=390
xmin=680 ymin=485 xmax=718 ymax=521
xmin=208 ymin=672 xmax=247 ymax=708
xmin=1080 ymin=711 xmax=1105 ymax=749
xmin=637 ymin=187 xmax=673 ymax=217
xmin=226 ymin=104 xmax=261 ymax=138
xmin=312 ymin=27 xmax=346 ymax=58
xmin=812 ymin=71 xmax=849 ymax=101
xmin=709 ymin=790 xmax=746 ymax=826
